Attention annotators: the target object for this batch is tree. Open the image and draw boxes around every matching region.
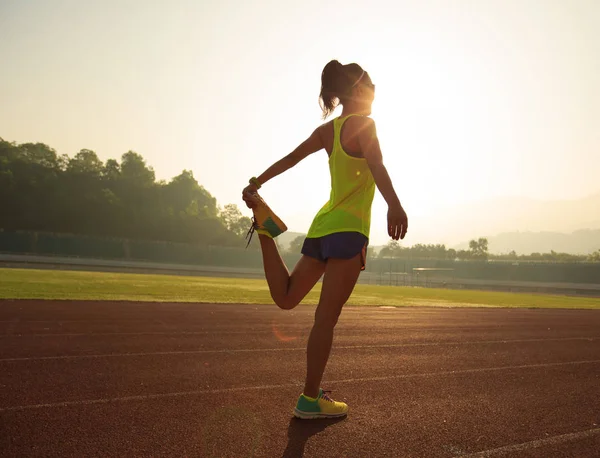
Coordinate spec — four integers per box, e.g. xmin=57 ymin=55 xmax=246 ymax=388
xmin=0 ymin=137 xmax=247 ymax=246
xmin=469 ymin=237 xmax=489 ymax=260
xmin=121 ymin=151 xmax=155 ymax=186
xmin=588 ymin=250 xmax=600 ymax=262
xmin=67 ymin=149 xmax=104 ymax=176
xmin=219 ymin=204 xmax=252 ymax=238
xmin=0 ymin=138 xmax=19 ymax=162
xmin=103 ymin=159 xmax=121 ymax=180
xmin=288 ymin=235 xmax=305 ymax=254
xmin=367 ymin=246 xmax=379 ymax=262
xmin=456 ymin=249 xmax=471 ymax=260
xmin=19 ymin=143 xmax=60 ymax=169
xmin=378 ymin=240 xmax=401 ymax=258
xmin=275 ymin=238 xmax=285 ymax=253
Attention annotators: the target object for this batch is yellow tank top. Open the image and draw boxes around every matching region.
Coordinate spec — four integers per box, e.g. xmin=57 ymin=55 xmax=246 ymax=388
xmin=306 ymin=115 xmax=376 ymax=239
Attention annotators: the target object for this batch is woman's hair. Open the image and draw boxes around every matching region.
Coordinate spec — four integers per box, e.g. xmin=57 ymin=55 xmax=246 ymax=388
xmin=319 ymin=60 xmax=367 ymax=119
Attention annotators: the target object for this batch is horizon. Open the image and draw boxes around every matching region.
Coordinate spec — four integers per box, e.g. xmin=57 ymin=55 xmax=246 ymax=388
xmin=2 ymin=0 xmax=599 ymax=247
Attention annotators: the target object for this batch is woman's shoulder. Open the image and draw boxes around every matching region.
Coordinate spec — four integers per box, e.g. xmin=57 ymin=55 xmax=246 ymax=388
xmin=344 ymin=115 xmax=376 ymax=133
xmin=314 ymin=115 xmax=376 ymax=139
xmin=347 ymin=114 xmax=374 ymax=123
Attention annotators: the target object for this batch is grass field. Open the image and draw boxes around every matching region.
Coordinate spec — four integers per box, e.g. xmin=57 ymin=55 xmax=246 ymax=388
xmin=1 ymin=268 xmax=600 ymax=309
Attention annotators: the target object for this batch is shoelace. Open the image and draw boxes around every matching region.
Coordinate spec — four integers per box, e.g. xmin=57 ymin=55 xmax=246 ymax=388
xmin=245 ymin=217 xmax=258 ymax=248
xmin=321 ymin=390 xmax=335 ymax=403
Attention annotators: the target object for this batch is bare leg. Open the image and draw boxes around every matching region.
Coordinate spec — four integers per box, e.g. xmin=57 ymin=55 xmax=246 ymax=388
xmin=258 ymin=234 xmax=325 ymax=310
xmin=303 ymin=254 xmax=363 ymax=398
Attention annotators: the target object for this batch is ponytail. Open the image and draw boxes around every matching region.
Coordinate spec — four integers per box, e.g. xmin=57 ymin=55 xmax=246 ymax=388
xmin=319 ymin=60 xmax=366 ymax=119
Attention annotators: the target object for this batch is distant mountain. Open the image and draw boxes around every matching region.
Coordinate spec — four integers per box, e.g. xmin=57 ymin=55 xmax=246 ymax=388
xmin=414 ymin=192 xmax=600 ymax=246
xmin=279 ymin=193 xmax=600 ymax=255
xmin=454 ymin=229 xmax=600 ymax=255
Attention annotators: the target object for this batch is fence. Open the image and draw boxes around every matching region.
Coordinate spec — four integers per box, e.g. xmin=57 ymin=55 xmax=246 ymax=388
xmin=1 ymin=230 xmax=599 ymax=285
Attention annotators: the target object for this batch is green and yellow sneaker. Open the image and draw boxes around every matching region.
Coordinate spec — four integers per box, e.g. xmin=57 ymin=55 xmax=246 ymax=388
xmin=293 ymin=389 xmax=349 ymax=419
xmin=244 ymin=192 xmax=288 ymax=246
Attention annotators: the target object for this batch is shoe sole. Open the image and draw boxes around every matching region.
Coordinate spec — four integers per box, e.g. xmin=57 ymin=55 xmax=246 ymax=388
xmin=252 ymin=195 xmax=288 ymax=235
xmin=293 ymin=408 xmax=348 ymax=419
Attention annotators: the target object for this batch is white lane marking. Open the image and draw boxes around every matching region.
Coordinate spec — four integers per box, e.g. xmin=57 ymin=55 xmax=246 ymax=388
xmin=0 ymin=330 xmax=283 ymax=337
xmin=0 ymin=337 xmax=597 ymax=362
xmin=0 ymin=325 xmax=592 ymax=337
xmin=461 ymin=427 xmax=600 ymax=457
xmin=1 ymin=359 xmax=599 ymax=412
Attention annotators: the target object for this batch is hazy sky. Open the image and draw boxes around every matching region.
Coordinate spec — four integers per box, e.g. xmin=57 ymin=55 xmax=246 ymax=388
xmin=1 ymin=0 xmax=599 ymax=246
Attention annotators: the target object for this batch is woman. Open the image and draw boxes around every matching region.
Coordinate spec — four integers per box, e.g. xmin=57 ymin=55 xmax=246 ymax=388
xmin=242 ymin=60 xmax=408 ymax=419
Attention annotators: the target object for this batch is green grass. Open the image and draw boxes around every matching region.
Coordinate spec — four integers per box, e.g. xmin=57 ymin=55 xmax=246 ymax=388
xmin=1 ymin=268 xmax=599 ymax=309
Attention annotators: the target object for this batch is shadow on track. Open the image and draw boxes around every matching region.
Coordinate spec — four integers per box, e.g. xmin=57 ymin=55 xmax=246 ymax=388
xmin=282 ymin=416 xmax=346 ymax=458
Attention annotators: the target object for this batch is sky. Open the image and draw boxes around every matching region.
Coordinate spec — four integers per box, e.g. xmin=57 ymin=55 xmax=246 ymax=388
xmin=1 ymin=0 xmax=599 ymax=246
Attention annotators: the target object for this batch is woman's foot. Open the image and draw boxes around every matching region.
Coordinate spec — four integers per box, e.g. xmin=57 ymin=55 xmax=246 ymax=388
xmin=243 ymin=192 xmax=288 ymax=245
xmin=293 ymin=389 xmax=349 ymax=419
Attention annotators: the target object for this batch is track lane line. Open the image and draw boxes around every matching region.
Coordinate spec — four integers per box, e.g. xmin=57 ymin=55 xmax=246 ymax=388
xmin=2 ymin=358 xmax=599 ymax=412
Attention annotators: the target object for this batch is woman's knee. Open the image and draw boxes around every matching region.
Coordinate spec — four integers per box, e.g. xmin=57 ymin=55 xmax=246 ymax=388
xmin=314 ymin=305 xmax=343 ymax=328
xmin=274 ymin=294 xmax=300 ymax=310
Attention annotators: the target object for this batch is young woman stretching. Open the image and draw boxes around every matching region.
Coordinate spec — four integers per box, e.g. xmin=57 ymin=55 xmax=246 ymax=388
xmin=242 ymin=60 xmax=408 ymax=419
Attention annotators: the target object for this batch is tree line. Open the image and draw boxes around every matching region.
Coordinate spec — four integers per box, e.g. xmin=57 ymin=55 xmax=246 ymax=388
xmin=0 ymin=138 xmax=253 ymax=247
xmin=2 ymin=137 xmax=598 ymax=261
xmin=373 ymin=238 xmax=600 ymax=262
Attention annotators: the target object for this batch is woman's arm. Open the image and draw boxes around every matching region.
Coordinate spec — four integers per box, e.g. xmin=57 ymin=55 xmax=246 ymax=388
xmin=243 ymin=126 xmax=324 ymax=197
xmin=357 ymin=118 xmax=408 ymax=240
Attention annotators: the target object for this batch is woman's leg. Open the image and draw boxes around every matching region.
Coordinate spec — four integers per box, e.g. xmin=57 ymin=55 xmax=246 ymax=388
xmin=258 ymin=234 xmax=325 ymax=310
xmin=244 ymin=191 xmax=325 ymax=309
xmin=303 ymin=253 xmax=363 ymax=398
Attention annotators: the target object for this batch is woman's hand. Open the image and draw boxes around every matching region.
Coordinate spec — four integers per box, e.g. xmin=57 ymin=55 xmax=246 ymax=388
xmin=388 ymin=204 xmax=408 ymax=240
xmin=242 ymin=183 xmax=258 ymax=208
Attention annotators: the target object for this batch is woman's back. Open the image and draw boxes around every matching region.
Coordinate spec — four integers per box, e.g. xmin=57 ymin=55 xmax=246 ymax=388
xmin=307 ymin=114 xmax=376 ymax=239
